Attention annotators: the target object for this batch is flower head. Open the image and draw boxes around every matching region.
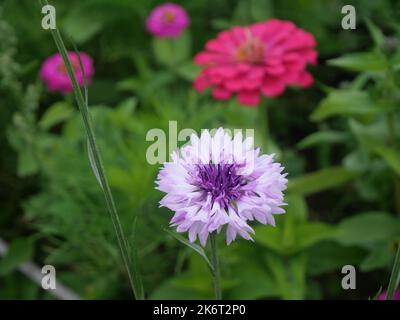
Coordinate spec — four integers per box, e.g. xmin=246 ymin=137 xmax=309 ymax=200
xmin=40 ymin=52 xmax=94 ymax=94
xmin=378 ymin=289 xmax=400 ymax=300
xmin=146 ymin=3 xmax=189 ymax=38
xmin=156 ymin=128 xmax=287 ymax=246
xmin=193 ymin=19 xmax=317 ymax=106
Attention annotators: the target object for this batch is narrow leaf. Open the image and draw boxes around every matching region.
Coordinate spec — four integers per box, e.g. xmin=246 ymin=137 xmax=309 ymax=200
xmin=386 ymin=245 xmax=400 ymax=300
xmin=40 ymin=0 xmax=142 ymax=299
xmin=311 ymin=90 xmax=381 ymax=121
xmin=327 ymin=52 xmax=387 ymax=72
xmin=165 ymin=228 xmax=214 ymax=272
xmin=87 ymin=138 xmax=103 ymax=189
xmin=39 ymin=102 xmax=74 ymax=130
xmin=0 ymin=238 xmax=34 ymax=275
xmin=297 ymin=131 xmax=347 ymax=150
xmin=365 ymin=19 xmax=385 ymax=49
xmin=373 ymin=146 xmax=400 ymax=176
xmin=287 ymin=167 xmax=356 ymax=196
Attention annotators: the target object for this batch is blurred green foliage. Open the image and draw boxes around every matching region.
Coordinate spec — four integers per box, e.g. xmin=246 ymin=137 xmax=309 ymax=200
xmin=1 ymin=0 xmax=400 ymax=299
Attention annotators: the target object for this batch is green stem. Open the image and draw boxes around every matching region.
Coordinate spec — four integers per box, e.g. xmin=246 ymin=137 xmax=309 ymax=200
xmin=386 ymin=244 xmax=400 ymax=300
xmin=210 ymin=232 xmax=221 ymax=300
xmin=42 ymin=0 xmax=143 ymax=299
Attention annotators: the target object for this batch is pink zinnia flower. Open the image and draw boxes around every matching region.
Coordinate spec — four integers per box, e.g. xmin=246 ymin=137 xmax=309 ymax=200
xmin=378 ymin=289 xmax=400 ymax=300
xmin=156 ymin=128 xmax=287 ymax=246
xmin=194 ymin=19 xmax=317 ymax=106
xmin=146 ymin=3 xmax=189 ymax=38
xmin=40 ymin=52 xmax=94 ymax=94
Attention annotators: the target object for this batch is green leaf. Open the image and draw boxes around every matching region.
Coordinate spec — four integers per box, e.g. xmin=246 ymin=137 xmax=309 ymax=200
xmin=250 ymin=0 xmax=274 ymax=21
xmin=360 ymin=243 xmax=393 ymax=272
xmin=311 ymin=90 xmax=381 ymax=121
xmin=289 ymin=254 xmax=306 ymax=299
xmin=286 ymin=193 xmax=308 ymax=222
xmin=87 ymin=139 xmax=103 ymax=189
xmin=228 ymin=262 xmax=278 ymax=299
xmin=296 ymin=223 xmax=337 ymax=250
xmin=265 ymin=254 xmax=290 ymax=299
xmin=116 ymin=97 xmax=137 ymax=114
xmin=343 ymin=149 xmax=371 ymax=173
xmin=348 ymin=118 xmax=388 ymax=151
xmin=17 ymin=148 xmax=39 ymax=176
xmin=165 ymin=229 xmax=213 ymax=271
xmin=255 ymin=220 xmax=334 ymax=255
xmin=39 ymin=102 xmax=74 ymax=130
xmin=372 ymin=146 xmax=400 ymax=175
xmin=0 ymin=238 xmax=34 ymax=275
xmin=176 ymin=62 xmax=201 ymax=81
xmin=306 ymin=241 xmax=366 ymax=276
xmin=287 ymin=166 xmax=356 ymax=196
xmin=365 ymin=19 xmax=385 ymax=49
xmin=327 ymin=52 xmax=387 ymax=72
xmin=297 ymin=131 xmax=347 ymax=149
xmin=335 ymin=212 xmax=400 ymax=247
xmin=152 ymin=31 xmax=191 ymax=66
xmin=62 ymin=2 xmax=123 ymax=44
xmin=150 ymin=274 xmax=199 ymax=299
xmin=254 ymin=226 xmax=284 ymax=253
xmin=386 ymin=245 xmax=400 ymax=300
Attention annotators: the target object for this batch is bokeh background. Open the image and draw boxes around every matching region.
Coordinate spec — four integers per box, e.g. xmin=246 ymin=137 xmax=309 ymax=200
xmin=1 ymin=0 xmax=400 ymax=299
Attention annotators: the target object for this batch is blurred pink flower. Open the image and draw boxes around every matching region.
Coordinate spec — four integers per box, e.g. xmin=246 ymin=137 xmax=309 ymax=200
xmin=146 ymin=3 xmax=189 ymax=38
xmin=194 ymin=19 xmax=317 ymax=106
xmin=40 ymin=52 xmax=94 ymax=94
xmin=378 ymin=289 xmax=400 ymax=300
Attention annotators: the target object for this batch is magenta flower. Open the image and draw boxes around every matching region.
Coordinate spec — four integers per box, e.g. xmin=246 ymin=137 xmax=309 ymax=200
xmin=40 ymin=52 xmax=94 ymax=94
xmin=146 ymin=3 xmax=189 ymax=38
xmin=156 ymin=128 xmax=287 ymax=246
xmin=378 ymin=289 xmax=400 ymax=300
xmin=194 ymin=19 xmax=317 ymax=106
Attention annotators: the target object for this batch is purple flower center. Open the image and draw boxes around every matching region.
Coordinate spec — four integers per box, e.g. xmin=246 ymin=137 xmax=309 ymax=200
xmin=193 ymin=163 xmax=247 ymax=208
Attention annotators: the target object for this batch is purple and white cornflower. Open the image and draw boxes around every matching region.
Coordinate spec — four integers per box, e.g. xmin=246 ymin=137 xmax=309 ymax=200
xmin=156 ymin=128 xmax=288 ymax=246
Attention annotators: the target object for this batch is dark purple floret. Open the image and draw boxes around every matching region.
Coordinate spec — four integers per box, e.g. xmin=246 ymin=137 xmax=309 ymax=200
xmin=193 ymin=163 xmax=247 ymax=207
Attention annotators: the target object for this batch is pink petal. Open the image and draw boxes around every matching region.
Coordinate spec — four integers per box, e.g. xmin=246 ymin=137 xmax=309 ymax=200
xmin=237 ymin=91 xmax=260 ymax=106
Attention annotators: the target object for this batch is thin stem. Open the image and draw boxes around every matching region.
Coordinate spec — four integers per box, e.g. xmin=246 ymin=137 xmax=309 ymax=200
xmin=386 ymin=244 xmax=400 ymax=300
xmin=41 ymin=0 xmax=143 ymax=299
xmin=210 ymin=232 xmax=221 ymax=300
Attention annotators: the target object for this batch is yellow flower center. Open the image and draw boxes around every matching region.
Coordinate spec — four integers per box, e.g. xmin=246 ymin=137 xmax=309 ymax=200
xmin=57 ymin=59 xmax=80 ymax=75
xmin=235 ymin=32 xmax=265 ymax=64
xmin=163 ymin=10 xmax=176 ymax=24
